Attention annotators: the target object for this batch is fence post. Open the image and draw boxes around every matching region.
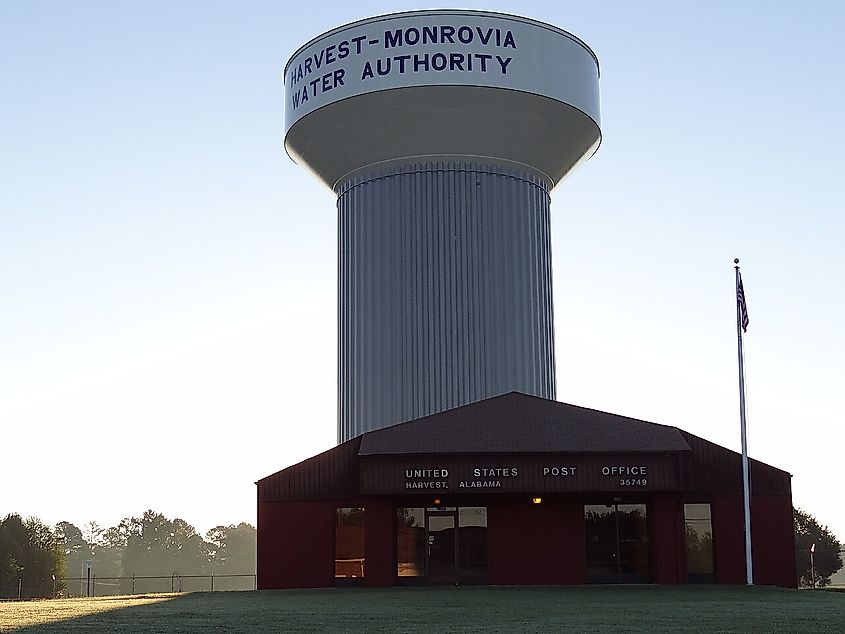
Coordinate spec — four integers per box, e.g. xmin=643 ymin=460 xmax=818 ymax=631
xmin=171 ymin=574 xmax=174 ymax=593
xmin=211 ymin=574 xmax=214 ymax=592
xmin=132 ymin=575 xmax=135 ymax=595
xmin=92 ymin=574 xmax=95 ymax=597
xmin=18 ymin=578 xmax=22 ymax=600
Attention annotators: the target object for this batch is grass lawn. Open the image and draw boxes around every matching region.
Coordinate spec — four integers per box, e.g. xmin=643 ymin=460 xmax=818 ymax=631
xmin=1 ymin=586 xmax=843 ymax=633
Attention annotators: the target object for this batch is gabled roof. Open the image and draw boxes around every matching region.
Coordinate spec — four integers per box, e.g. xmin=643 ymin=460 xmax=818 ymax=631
xmin=357 ymin=392 xmax=692 ymax=456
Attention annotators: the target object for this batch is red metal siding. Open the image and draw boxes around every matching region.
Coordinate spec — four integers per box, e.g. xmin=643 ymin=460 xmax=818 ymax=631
xmin=709 ymin=493 xmax=796 ymax=587
xmin=258 ymin=492 xmax=795 ymax=589
xmin=364 ymin=497 xmax=395 ymax=587
xmin=257 ymin=501 xmax=334 ymax=589
xmin=752 ymin=495 xmax=797 ymax=588
xmin=488 ymin=497 xmax=584 ymax=585
xmin=560 ymin=501 xmax=587 ymax=584
xmin=680 ymin=432 xmax=791 ymax=496
xmin=650 ymin=496 xmax=683 ymax=584
xmin=710 ymin=496 xmax=746 ymax=584
xmin=257 ymin=438 xmax=361 ymax=502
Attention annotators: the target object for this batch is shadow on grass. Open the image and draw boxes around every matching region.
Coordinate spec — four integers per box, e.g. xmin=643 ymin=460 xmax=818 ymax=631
xmin=7 ymin=586 xmax=845 ymax=633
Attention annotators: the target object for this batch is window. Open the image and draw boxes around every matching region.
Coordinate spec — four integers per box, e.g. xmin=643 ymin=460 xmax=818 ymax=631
xmin=335 ymin=507 xmax=365 ymax=580
xmin=458 ymin=507 xmax=488 ymax=581
xmin=396 ymin=507 xmax=425 ymax=577
xmin=684 ymin=503 xmax=714 ymax=582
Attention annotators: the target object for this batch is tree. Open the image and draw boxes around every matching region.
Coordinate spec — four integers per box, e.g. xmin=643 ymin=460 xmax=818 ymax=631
xmin=0 ymin=514 xmax=26 ymax=597
xmin=82 ymin=521 xmax=105 ymax=548
xmin=794 ymin=507 xmax=843 ymax=587
xmin=5 ymin=510 xmax=257 ymax=596
xmin=120 ymin=510 xmax=210 ymax=578
xmin=91 ymin=523 xmax=124 ymax=580
xmin=205 ymin=523 xmax=256 ymax=574
xmin=24 ymin=517 xmax=66 ymax=597
xmin=55 ymin=521 xmax=92 ymax=582
xmin=0 ymin=514 xmax=65 ymax=598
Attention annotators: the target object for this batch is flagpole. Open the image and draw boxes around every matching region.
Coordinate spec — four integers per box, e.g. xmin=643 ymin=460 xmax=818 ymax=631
xmin=734 ymin=257 xmax=753 ymax=585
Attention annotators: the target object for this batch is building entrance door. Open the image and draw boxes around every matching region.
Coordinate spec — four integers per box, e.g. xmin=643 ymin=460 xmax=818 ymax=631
xmin=426 ymin=511 xmax=457 ymax=585
xmin=585 ymin=503 xmax=650 ymax=583
xmin=396 ymin=506 xmax=487 ymax=585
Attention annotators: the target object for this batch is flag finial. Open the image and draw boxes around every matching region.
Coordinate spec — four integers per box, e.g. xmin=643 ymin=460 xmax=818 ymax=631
xmin=734 ymin=257 xmax=740 ymax=265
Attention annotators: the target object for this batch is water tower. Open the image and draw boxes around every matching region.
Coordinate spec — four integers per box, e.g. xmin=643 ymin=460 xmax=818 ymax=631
xmin=284 ymin=10 xmax=601 ymax=441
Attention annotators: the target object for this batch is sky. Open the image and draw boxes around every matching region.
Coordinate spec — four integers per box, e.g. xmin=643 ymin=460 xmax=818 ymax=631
xmin=2 ymin=1 xmax=844 ymax=542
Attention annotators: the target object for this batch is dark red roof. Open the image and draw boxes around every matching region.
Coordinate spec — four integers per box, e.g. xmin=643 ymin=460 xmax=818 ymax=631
xmin=357 ymin=392 xmax=692 ymax=456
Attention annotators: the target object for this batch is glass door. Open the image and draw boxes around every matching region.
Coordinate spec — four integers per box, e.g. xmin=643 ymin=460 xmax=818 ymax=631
xmin=426 ymin=512 xmax=457 ymax=584
xmin=584 ymin=504 xmax=618 ymax=582
xmin=397 ymin=507 xmax=487 ymax=585
xmin=585 ymin=503 xmax=649 ymax=583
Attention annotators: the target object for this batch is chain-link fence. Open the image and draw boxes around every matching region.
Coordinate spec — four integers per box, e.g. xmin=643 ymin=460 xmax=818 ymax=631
xmin=1 ymin=574 xmax=256 ymax=600
xmin=64 ymin=573 xmax=256 ymax=597
xmin=0 ymin=579 xmax=56 ymax=600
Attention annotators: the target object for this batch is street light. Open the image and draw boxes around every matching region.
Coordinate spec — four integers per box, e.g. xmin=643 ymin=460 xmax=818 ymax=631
xmin=810 ymin=543 xmax=816 ymax=589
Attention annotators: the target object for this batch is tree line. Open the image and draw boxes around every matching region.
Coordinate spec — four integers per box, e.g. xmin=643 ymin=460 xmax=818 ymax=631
xmin=1 ymin=510 xmax=255 ymax=598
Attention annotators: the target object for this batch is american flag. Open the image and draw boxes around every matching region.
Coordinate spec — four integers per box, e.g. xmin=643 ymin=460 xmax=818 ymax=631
xmin=737 ymin=274 xmax=749 ymax=332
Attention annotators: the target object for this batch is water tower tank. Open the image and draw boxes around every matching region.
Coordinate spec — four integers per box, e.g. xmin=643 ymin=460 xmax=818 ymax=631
xmin=284 ymin=10 xmax=601 ymax=442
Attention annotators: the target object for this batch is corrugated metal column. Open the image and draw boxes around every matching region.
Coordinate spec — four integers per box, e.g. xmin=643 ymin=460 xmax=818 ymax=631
xmin=337 ymin=161 xmax=556 ymax=441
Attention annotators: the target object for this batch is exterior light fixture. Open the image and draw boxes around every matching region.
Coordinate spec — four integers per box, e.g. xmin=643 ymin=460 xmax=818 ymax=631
xmin=433 ymin=498 xmax=441 ymax=505
xmin=532 ymin=497 xmax=542 ymax=504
